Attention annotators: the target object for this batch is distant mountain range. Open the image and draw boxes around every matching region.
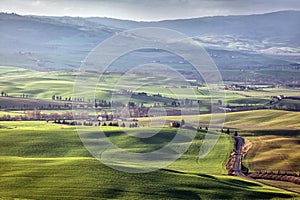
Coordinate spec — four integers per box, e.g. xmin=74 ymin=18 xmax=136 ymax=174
xmin=0 ymin=11 xmax=299 ymax=71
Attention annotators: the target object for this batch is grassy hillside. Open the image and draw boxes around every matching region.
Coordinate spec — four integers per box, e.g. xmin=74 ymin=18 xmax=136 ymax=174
xmin=244 ymin=135 xmax=300 ymax=172
xmin=258 ymin=179 xmax=300 ymax=194
xmin=223 ymin=110 xmax=300 ymax=130
xmin=1 ymin=157 xmax=294 ymax=200
xmin=1 ymin=65 xmax=300 ymax=103
xmin=0 ymin=121 xmax=296 ymax=199
xmin=242 ymin=122 xmax=299 ymax=178
xmin=147 ymin=110 xmax=300 ymax=184
xmin=167 ymin=133 xmax=232 ymax=174
xmin=145 ymin=110 xmax=300 ymax=130
xmin=242 ymin=130 xmax=300 ymax=195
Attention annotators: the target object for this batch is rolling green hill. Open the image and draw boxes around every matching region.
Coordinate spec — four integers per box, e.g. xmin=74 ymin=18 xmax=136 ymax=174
xmin=0 ymin=121 xmax=297 ymax=199
xmin=245 ymin=135 xmax=300 ymax=172
xmin=1 ymin=65 xmax=299 ymax=108
xmin=147 ymin=110 xmax=300 ymax=130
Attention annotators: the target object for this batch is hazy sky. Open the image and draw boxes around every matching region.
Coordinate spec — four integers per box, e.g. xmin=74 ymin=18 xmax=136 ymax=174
xmin=1 ymin=0 xmax=300 ymax=21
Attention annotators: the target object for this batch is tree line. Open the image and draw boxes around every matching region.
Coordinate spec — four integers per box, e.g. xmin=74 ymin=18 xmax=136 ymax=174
xmin=1 ymin=91 xmax=8 ymax=97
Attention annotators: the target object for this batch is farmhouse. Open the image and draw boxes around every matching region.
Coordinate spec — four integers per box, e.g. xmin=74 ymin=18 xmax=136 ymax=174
xmin=98 ymin=114 xmax=114 ymax=121
xmin=225 ymin=84 xmax=257 ymax=91
xmin=271 ymin=95 xmax=284 ymax=100
xmin=129 ymin=107 xmax=150 ymax=118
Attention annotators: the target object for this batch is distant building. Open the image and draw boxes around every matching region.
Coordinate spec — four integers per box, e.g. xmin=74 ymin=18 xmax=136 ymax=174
xmin=129 ymin=107 xmax=150 ymax=118
xmin=98 ymin=114 xmax=114 ymax=121
xmin=153 ymin=93 xmax=162 ymax=98
xmin=271 ymin=95 xmax=284 ymax=100
xmin=225 ymin=84 xmax=257 ymax=91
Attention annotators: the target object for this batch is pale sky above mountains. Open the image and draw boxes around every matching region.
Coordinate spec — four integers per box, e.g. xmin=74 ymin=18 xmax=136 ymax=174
xmin=1 ymin=0 xmax=300 ymax=21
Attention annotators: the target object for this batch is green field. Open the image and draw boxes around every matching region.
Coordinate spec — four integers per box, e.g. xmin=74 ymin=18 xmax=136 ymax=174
xmin=140 ymin=109 xmax=300 ymax=194
xmin=1 ymin=65 xmax=300 ymax=198
xmin=258 ymin=179 xmax=300 ymax=194
xmin=0 ymin=121 xmax=297 ymax=199
xmin=140 ymin=110 xmax=300 ymax=130
xmin=1 ymin=65 xmax=299 ymax=107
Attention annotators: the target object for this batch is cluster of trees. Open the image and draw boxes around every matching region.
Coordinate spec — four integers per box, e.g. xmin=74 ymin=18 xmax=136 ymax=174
xmin=52 ymin=95 xmax=89 ymax=102
xmin=25 ymin=110 xmax=74 ymax=120
xmin=95 ymin=100 xmax=112 ymax=108
xmin=52 ymin=95 xmax=73 ymax=101
xmin=0 ymin=115 xmax=16 ymax=121
xmin=273 ymin=103 xmax=300 ymax=111
xmin=249 ymin=170 xmax=300 ymax=185
xmin=180 ymin=99 xmax=203 ymax=107
xmin=0 ymin=113 xmax=43 ymax=121
xmin=197 ymin=127 xmax=238 ymax=136
xmin=53 ymin=120 xmax=93 ymax=126
xmin=154 ymin=99 xmax=219 ymax=108
xmin=1 ymin=91 xmax=8 ymax=97
xmin=20 ymin=94 xmax=30 ymax=98
xmin=0 ymin=103 xmax=72 ymax=111
xmin=221 ymin=128 xmax=238 ymax=136
xmin=0 ymin=110 xmax=74 ymax=121
xmin=152 ymin=99 xmax=202 ymax=108
xmin=47 ymin=103 xmax=72 ymax=110
xmin=197 ymin=126 xmax=208 ymax=131
xmin=53 ymin=120 xmax=130 ymax=127
xmin=128 ymin=101 xmax=135 ymax=108
xmin=128 ymin=122 xmax=138 ymax=128
xmin=104 ymin=122 xmax=121 ymax=127
xmin=51 ymin=99 xmax=125 ymax=108
xmin=54 ymin=119 xmax=77 ymax=125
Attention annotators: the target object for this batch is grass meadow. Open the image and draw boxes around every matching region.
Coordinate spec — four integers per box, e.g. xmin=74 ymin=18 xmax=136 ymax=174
xmin=140 ymin=110 xmax=300 ymax=130
xmin=0 ymin=66 xmax=300 ymax=198
xmin=1 ymin=65 xmax=299 ymax=107
xmin=0 ymin=121 xmax=297 ymax=199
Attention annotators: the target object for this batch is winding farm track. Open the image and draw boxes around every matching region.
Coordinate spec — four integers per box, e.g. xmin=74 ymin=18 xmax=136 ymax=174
xmin=232 ymin=136 xmax=246 ymax=177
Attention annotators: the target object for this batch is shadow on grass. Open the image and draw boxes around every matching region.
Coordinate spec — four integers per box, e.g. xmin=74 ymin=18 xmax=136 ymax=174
xmin=224 ymin=178 xmax=261 ymax=187
xmin=196 ymin=174 xmax=262 ymax=188
xmin=164 ymin=189 xmax=201 ymax=200
xmin=161 ymin=168 xmax=188 ymax=175
xmin=98 ymin=188 xmax=125 ymax=199
xmin=0 ymin=125 xmax=7 ymax=129
xmin=196 ymin=174 xmax=219 ymax=181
